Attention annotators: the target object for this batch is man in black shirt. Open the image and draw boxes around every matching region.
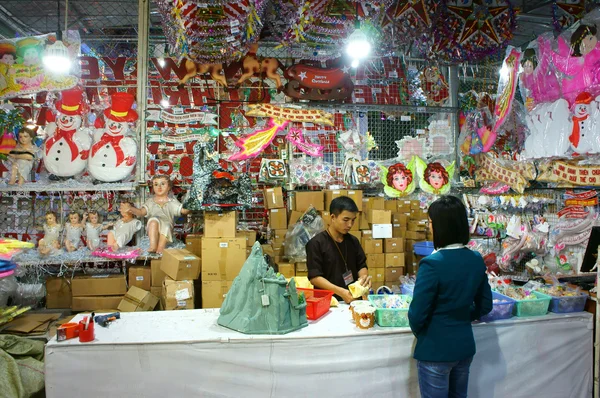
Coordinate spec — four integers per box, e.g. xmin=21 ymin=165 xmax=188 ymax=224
xmin=306 ymin=196 xmax=371 ymax=303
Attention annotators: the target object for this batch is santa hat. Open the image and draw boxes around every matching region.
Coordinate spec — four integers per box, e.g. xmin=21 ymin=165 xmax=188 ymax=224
xmin=54 ymin=88 xmax=86 ymax=116
xmin=575 ymin=92 xmax=593 ymax=106
xmin=104 ymin=92 xmax=138 ymax=123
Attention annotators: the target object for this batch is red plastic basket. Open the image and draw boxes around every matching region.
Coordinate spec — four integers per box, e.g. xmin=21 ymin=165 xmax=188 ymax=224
xmin=297 ymin=288 xmax=334 ymax=320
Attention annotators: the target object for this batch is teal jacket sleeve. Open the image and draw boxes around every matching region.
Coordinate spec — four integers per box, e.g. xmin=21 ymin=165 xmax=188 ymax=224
xmin=408 ymin=260 xmax=438 ymax=336
xmin=470 ymin=270 xmax=493 ymax=321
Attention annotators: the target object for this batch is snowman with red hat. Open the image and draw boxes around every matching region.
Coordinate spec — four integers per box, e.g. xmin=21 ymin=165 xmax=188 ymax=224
xmin=569 ymin=92 xmax=600 ymax=154
xmin=88 ymin=92 xmax=138 ymax=182
xmin=43 ymin=88 xmax=92 ymax=180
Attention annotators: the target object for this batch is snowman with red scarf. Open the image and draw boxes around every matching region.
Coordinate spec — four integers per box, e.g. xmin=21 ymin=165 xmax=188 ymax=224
xmin=88 ymin=92 xmax=138 ymax=182
xmin=43 ymin=88 xmax=92 ymax=180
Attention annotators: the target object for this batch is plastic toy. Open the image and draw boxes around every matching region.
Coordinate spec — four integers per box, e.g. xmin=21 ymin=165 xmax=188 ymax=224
xmin=107 ymin=202 xmax=142 ymax=251
xmin=7 ymin=127 xmax=39 ymax=185
xmin=63 ymin=212 xmax=84 ymax=252
xmin=38 ymin=211 xmax=62 ymax=255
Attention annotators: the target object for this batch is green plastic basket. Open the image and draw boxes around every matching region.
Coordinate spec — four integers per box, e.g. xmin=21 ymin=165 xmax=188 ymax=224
xmin=368 ymin=294 xmax=412 ymax=327
xmin=512 ymin=291 xmax=552 ymax=317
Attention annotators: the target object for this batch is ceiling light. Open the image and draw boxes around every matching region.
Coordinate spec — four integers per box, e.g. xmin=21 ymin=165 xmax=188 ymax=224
xmin=160 ymin=99 xmax=169 ymax=108
xmin=43 ymin=40 xmax=71 ymax=74
xmin=351 ymin=59 xmax=360 ymax=68
xmin=346 ymin=28 xmax=371 ymax=60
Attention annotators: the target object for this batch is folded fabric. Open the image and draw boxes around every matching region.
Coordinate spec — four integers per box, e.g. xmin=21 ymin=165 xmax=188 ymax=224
xmin=0 ymin=263 xmax=16 ymax=272
xmin=0 ymin=270 xmax=15 ymax=279
xmin=348 ymin=281 xmax=370 ymax=298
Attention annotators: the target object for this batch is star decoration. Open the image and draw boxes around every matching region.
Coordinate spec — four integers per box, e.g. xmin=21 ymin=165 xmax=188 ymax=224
xmin=298 ymin=71 xmax=307 ymax=81
xmin=341 ymin=65 xmax=350 ymax=74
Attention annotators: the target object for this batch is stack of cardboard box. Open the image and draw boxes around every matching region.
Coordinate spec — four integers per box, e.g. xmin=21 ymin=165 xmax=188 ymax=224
xmin=201 ymin=210 xmax=246 ymax=308
xmin=117 ymin=265 xmax=159 ymax=312
xmin=71 ymin=274 xmax=127 ymax=311
xmin=151 ymin=259 xmax=166 ymax=309
xmin=45 ymin=277 xmax=72 ymax=309
xmin=160 ymin=248 xmax=201 ymax=310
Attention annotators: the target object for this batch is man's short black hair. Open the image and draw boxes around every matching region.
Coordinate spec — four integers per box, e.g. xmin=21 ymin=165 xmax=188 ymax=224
xmin=330 ymin=196 xmax=359 ymax=216
xmin=428 ymin=195 xmax=470 ymax=249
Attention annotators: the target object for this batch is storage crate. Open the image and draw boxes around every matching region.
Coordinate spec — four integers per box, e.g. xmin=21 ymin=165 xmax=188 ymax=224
xmin=413 ymin=241 xmax=434 ymax=256
xmin=400 ymin=284 xmax=414 ymax=297
xmin=512 ymin=291 xmax=551 ymax=317
xmin=368 ymin=294 xmax=412 ymax=327
xmin=297 ymin=288 xmax=334 ymax=321
xmin=544 ymin=290 xmax=589 ymax=314
xmin=480 ymin=292 xmax=515 ymax=322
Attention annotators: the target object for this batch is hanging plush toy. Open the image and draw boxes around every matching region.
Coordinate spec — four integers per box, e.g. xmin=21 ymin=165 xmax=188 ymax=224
xmin=380 ymin=157 xmax=417 ymax=198
xmin=88 ymin=92 xmax=138 ymax=183
xmin=42 ymin=88 xmax=92 ymax=180
xmin=416 ymin=158 xmax=455 ymax=195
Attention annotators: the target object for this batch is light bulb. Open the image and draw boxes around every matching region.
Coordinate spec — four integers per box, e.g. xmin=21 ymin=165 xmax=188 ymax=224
xmin=345 ymin=28 xmax=371 ymax=60
xmin=158 ymin=58 xmax=166 ymax=67
xmin=43 ymin=40 xmax=71 ymax=74
xmin=160 ymin=99 xmax=169 ymax=107
xmin=351 ymin=59 xmax=360 ymax=68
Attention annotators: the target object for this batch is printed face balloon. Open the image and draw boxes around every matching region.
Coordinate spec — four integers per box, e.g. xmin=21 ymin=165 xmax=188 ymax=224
xmin=392 ymin=171 xmax=410 ymax=191
xmin=57 ymin=114 xmax=83 ymax=130
xmin=581 ymin=34 xmax=598 ymax=56
xmin=0 ymin=54 xmax=15 ymax=65
xmin=428 ymin=170 xmax=445 ymax=189
xmin=523 ymin=60 xmax=534 ymax=75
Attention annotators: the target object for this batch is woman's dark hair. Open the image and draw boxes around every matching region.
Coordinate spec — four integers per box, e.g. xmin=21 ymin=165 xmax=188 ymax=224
xmin=428 ymin=195 xmax=470 ymax=249
xmin=330 ymin=196 xmax=359 ymax=216
xmin=571 ymin=24 xmax=597 ymax=57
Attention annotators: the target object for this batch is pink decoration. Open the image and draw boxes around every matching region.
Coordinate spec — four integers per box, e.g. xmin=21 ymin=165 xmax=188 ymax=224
xmin=0 ymin=269 xmax=14 ymax=279
xmin=229 ymin=118 xmax=289 ymax=161
xmin=92 ymin=247 xmax=141 ymax=259
xmin=286 ymin=128 xmax=323 ymax=157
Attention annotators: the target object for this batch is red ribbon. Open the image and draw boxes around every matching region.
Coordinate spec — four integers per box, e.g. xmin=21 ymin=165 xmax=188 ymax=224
xmin=45 ymin=129 xmax=80 ymax=161
xmin=91 ymin=134 xmax=125 ymax=165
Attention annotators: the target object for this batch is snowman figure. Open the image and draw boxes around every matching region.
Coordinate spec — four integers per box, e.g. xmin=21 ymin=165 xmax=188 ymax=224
xmin=42 ymin=88 xmax=92 ymax=180
xmin=569 ymin=92 xmax=600 ymax=155
xmin=88 ymin=92 xmax=138 ymax=183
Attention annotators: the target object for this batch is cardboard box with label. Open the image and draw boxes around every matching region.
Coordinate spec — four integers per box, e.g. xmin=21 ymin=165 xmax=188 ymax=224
xmin=288 ymin=211 xmax=302 ymax=227
xmin=150 ymin=287 xmax=163 ymax=310
xmin=118 ymin=286 xmax=159 ymax=312
xmin=151 ymin=260 xmax=166 ymax=288
xmin=372 ymin=224 xmax=392 ymax=239
xmin=162 ymin=278 xmax=194 ymax=310
xmin=405 ymin=231 xmax=427 ymax=241
xmin=45 ymin=277 xmax=72 ymax=309
xmin=128 ymin=266 xmax=152 ymax=291
xmin=347 ymin=190 xmax=363 ymax=211
xmin=201 ymin=280 xmax=232 ymax=308
xmin=385 ymin=267 xmax=404 ymax=283
xmin=202 ymin=237 xmax=246 ymax=281
xmin=385 ymin=253 xmax=405 ymax=267
xmin=408 ymin=220 xmax=428 ymax=232
xmin=161 ymin=248 xmax=201 ymax=281
xmin=185 ymin=233 xmax=203 ymax=257
xmin=392 ymin=226 xmax=407 ymax=238
xmin=359 ymin=212 xmax=370 ymax=230
xmin=71 ymin=275 xmax=127 ymax=297
xmin=363 ymin=197 xmax=385 ymax=210
xmin=392 ymin=213 xmax=410 ymax=226
xmin=371 ymin=268 xmax=385 ymax=282
xmin=411 ymin=208 xmax=428 ymax=220
xmin=398 ymin=200 xmax=412 ymax=213
xmin=72 ymin=296 xmax=123 ymax=311
xmin=349 ymin=231 xmax=362 ymax=240
xmin=294 ymin=191 xmax=324 ymax=211
xmin=367 ymin=253 xmax=385 ymax=268
xmin=204 ymin=211 xmax=237 ymax=238
xmin=384 ymin=238 xmax=405 ymax=253
xmin=272 ymin=229 xmax=287 ymax=244
xmin=324 ymin=189 xmax=348 ymax=210
xmin=237 ymin=230 xmax=257 ymax=247
xmin=263 ymin=187 xmax=285 ymax=209
xmin=362 ymin=238 xmax=383 ymax=254
xmin=384 ymin=199 xmax=398 ymax=212
xmin=269 ymin=208 xmax=287 ymax=229
xmin=367 ymin=209 xmax=392 ymax=225
xmin=277 ymin=263 xmax=295 ymax=279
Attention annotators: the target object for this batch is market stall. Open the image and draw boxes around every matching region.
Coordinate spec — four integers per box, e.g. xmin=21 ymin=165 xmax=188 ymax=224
xmin=45 ymin=308 xmax=593 ymax=398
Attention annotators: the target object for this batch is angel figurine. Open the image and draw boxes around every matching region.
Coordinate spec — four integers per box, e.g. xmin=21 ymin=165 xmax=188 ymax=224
xmin=380 ymin=157 xmax=417 ymax=198
xmin=107 ymin=202 xmax=142 ymax=251
xmin=416 ymin=158 xmax=455 ymax=195
xmin=64 ymin=212 xmax=84 ymax=252
xmin=7 ymin=127 xmax=39 ymax=185
xmin=38 ymin=211 xmax=62 ymax=255
xmin=84 ymin=211 xmax=112 ymax=250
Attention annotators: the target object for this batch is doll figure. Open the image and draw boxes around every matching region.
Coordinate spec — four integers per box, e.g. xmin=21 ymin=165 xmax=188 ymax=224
xmin=107 ymin=202 xmax=142 ymax=251
xmin=0 ymin=43 xmax=21 ymax=97
xmin=64 ymin=212 xmax=84 ymax=252
xmin=380 ymin=158 xmax=417 ymax=198
xmin=416 ymin=158 xmax=455 ymax=195
xmin=84 ymin=211 xmax=112 ymax=250
xmin=125 ymin=175 xmax=190 ymax=253
xmin=519 ymin=46 xmax=561 ymax=110
xmin=14 ymin=37 xmax=45 ymax=91
xmin=424 ymin=163 xmax=449 ymax=191
xmin=8 ymin=127 xmax=39 ymax=185
xmin=38 ymin=211 xmax=62 ymax=255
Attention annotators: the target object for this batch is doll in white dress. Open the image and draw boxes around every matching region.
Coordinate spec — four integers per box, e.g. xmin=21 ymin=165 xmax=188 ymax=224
xmin=83 ymin=211 xmax=112 ymax=250
xmin=8 ymin=127 xmax=39 ymax=185
xmin=125 ymin=175 xmax=190 ymax=254
xmin=38 ymin=211 xmax=62 ymax=255
xmin=64 ymin=212 xmax=85 ymax=252
xmin=107 ymin=202 xmax=142 ymax=251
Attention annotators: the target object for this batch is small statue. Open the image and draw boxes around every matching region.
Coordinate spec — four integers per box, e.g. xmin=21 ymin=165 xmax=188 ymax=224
xmin=38 ymin=211 xmax=62 ymax=255
xmin=7 ymin=127 xmax=39 ymax=185
xmin=84 ymin=211 xmax=112 ymax=250
xmin=63 ymin=212 xmax=84 ymax=252
xmin=107 ymin=202 xmax=142 ymax=251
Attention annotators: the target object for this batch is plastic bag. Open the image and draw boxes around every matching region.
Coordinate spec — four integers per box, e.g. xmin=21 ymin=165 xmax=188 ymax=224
xmin=284 ymin=206 xmax=325 ymax=262
xmin=0 ymin=276 xmax=18 ymax=307
xmin=13 ymin=283 xmax=45 ymax=308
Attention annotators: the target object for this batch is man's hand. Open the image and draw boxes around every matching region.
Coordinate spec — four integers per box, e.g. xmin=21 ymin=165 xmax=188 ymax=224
xmin=359 ymin=275 xmax=372 ymax=289
xmin=340 ymin=289 xmax=354 ymax=304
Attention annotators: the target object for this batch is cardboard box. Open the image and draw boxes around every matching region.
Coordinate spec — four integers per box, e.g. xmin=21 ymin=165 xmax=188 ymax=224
xmin=362 ymin=230 xmax=373 ymax=238
xmin=272 ymin=229 xmax=287 ymax=244
xmin=71 ymin=275 xmax=127 ymax=297
xmin=384 ymin=267 xmax=404 ymax=283
xmin=392 ymin=213 xmax=410 ymax=226
xmin=128 ymin=266 xmax=152 ymax=291
xmin=161 ymin=249 xmax=201 ymax=281
xmin=201 ymin=280 xmax=232 ymax=308
xmin=185 ymin=234 xmax=203 ymax=257
xmin=118 ymin=286 xmax=159 ymax=312
xmin=277 ymin=263 xmax=295 ymax=279
xmin=367 ymin=253 xmax=385 ymax=268
xmin=296 ymin=270 xmax=308 ymax=277
xmin=408 ymin=220 xmax=428 ymax=232
xmin=288 ymin=211 xmax=302 ymax=227
xmin=324 ymin=189 xmax=348 ymax=210
xmin=351 ymin=214 xmax=360 ymax=231
xmin=263 ymin=187 xmax=285 ymax=209
xmin=405 ymin=252 xmax=417 ymax=274
xmin=362 ymin=238 xmax=383 ymax=254
xmin=371 ymin=268 xmax=385 ymax=282
xmin=151 ymin=260 xmax=166 ymax=287
xmin=372 ymin=224 xmax=393 ymax=239
xmin=405 ymin=231 xmax=427 ymax=241
xmin=398 ymin=200 xmax=412 ymax=213
xmin=371 ymin=281 xmax=384 ymax=291
xmin=410 ymin=200 xmax=421 ymax=210
xmin=72 ymin=296 xmax=123 ymax=311
xmin=411 ymin=208 xmax=428 ymax=220
xmin=261 ymin=244 xmax=275 ymax=258
xmin=150 ymin=287 xmax=163 ymax=310
xmin=405 ymin=239 xmax=415 ymax=253
xmin=295 ymin=262 xmax=308 ymax=272
xmin=392 ymin=226 xmax=407 ymax=238
xmin=204 ymin=211 xmax=237 ymax=238
xmin=269 ymin=208 xmax=288 ymax=229
xmin=367 ymin=210 xmax=392 ymax=224
xmin=294 ymin=191 xmax=324 ymax=211
xmin=384 ymin=238 xmax=405 ymax=253
xmin=384 ymin=199 xmax=398 ymax=212
xmin=237 ymin=230 xmax=257 ymax=247
xmin=349 ymin=231 xmax=362 ymax=240
xmin=162 ymin=278 xmax=194 ymax=310
xmin=363 ymin=197 xmax=385 ymax=210
xmin=45 ymin=277 xmax=72 ymax=309
xmin=359 ymin=212 xmax=370 ymax=230
xmin=385 ymin=253 xmax=405 ymax=267
xmin=202 ymin=237 xmax=246 ymax=281
xmin=347 ymin=190 xmax=363 ymax=211
xmin=320 ymin=211 xmax=331 ymax=227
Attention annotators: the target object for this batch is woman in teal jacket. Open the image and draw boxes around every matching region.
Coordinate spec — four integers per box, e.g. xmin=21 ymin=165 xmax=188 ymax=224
xmin=408 ymin=195 xmax=492 ymax=398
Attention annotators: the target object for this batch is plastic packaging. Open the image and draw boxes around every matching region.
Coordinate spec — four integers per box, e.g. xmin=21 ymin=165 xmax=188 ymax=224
xmin=0 ymin=276 xmax=18 ymax=307
xmin=480 ymin=292 xmax=516 ymax=322
xmin=368 ymin=294 xmax=412 ymax=327
xmin=13 ymin=283 xmax=45 ymax=308
xmin=284 ymin=206 xmax=325 ymax=262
